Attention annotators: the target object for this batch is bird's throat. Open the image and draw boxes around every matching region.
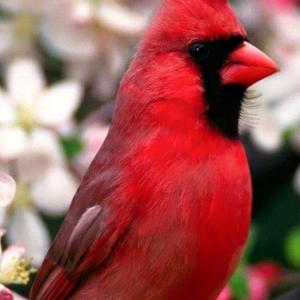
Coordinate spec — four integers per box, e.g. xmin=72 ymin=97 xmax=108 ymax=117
xmin=189 ymin=36 xmax=247 ymax=139
xmin=204 ymin=83 xmax=246 ymax=139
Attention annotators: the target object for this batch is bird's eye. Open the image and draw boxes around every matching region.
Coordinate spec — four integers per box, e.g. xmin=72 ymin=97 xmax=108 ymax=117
xmin=188 ymin=43 xmax=210 ymax=60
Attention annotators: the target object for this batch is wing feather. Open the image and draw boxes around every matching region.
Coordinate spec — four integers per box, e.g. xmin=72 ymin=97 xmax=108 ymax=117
xmin=30 ymin=164 xmax=133 ymax=300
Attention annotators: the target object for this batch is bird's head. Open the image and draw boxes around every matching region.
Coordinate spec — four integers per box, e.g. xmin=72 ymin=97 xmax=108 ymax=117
xmin=121 ymin=0 xmax=279 ymax=139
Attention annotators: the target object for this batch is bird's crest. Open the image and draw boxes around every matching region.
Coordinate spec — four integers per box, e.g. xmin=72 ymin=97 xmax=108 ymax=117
xmin=141 ymin=0 xmax=246 ymax=51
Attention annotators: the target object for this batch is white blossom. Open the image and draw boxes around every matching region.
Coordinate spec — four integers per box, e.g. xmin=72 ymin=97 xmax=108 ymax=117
xmin=0 ymin=174 xmax=16 ymax=208
xmin=0 ymin=128 xmax=79 ymax=265
xmin=0 ymin=58 xmax=81 ymax=265
xmin=0 ymin=58 xmax=82 ymax=160
xmin=0 ymin=230 xmax=35 ymax=286
xmin=40 ymin=0 xmax=153 ymax=100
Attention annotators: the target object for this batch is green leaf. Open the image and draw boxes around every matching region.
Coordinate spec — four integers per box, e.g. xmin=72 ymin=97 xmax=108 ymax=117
xmin=229 ymin=267 xmax=249 ymax=299
xmin=60 ymin=136 xmax=84 ymax=160
xmin=285 ymin=227 xmax=300 ymax=268
xmin=282 ymin=126 xmax=298 ymax=144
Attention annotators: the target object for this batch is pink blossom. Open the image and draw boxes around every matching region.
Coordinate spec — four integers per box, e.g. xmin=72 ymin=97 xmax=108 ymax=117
xmin=259 ymin=0 xmax=300 ymax=11
xmin=0 ymin=286 xmax=13 ymax=300
xmin=216 ymin=286 xmax=232 ymax=300
xmin=248 ymin=262 xmax=282 ymax=300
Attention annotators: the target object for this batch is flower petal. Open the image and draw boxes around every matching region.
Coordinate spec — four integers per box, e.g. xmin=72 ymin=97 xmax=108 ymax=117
xmin=35 ymin=81 xmax=82 ymax=127
xmin=274 ymin=93 xmax=300 ymax=130
xmin=251 ymin=111 xmax=282 ymax=152
xmin=253 ymin=71 xmax=298 ymax=105
xmin=0 ymin=127 xmax=26 ymax=160
xmin=216 ymin=286 xmax=232 ymax=300
xmin=0 ymin=173 xmax=16 ymax=207
xmin=6 ymin=58 xmax=45 ymax=107
xmin=0 ymin=284 xmax=13 ymax=300
xmin=7 ymin=208 xmax=50 ymax=266
xmin=17 ymin=128 xmax=64 ymax=182
xmin=12 ymin=292 xmax=27 ymax=300
xmin=71 ymin=1 xmax=93 ymax=24
xmin=31 ymin=166 xmax=78 ymax=216
xmin=0 ymin=245 xmax=25 ymax=274
xmin=40 ymin=9 xmax=98 ymax=60
xmin=0 ymin=89 xmax=16 ymax=125
xmin=0 ymin=244 xmax=34 ymax=285
xmin=248 ymin=273 xmax=269 ymax=300
xmin=96 ymin=2 xmax=148 ymax=36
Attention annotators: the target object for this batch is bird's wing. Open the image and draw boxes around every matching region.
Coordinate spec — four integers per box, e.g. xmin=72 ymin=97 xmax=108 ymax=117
xmin=29 ymin=163 xmax=134 ymax=300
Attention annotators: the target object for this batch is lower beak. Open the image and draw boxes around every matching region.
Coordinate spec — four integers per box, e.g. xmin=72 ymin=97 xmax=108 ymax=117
xmin=221 ymin=42 xmax=279 ymax=87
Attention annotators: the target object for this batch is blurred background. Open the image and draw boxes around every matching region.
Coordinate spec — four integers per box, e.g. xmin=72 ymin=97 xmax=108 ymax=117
xmin=0 ymin=0 xmax=299 ymax=299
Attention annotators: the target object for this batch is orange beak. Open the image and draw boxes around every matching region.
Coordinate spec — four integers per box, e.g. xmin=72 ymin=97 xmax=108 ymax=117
xmin=221 ymin=42 xmax=279 ymax=87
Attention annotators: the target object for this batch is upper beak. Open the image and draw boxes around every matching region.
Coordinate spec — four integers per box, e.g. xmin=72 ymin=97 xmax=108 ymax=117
xmin=221 ymin=41 xmax=279 ymax=87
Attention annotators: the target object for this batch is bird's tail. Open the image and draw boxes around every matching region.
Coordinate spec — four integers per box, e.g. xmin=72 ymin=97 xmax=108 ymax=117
xmin=30 ymin=259 xmax=76 ymax=300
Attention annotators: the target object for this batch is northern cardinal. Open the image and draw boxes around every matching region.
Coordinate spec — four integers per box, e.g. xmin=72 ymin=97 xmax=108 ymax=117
xmin=30 ymin=0 xmax=278 ymax=299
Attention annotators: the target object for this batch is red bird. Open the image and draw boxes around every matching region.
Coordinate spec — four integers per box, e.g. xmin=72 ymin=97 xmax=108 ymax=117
xmin=30 ymin=1 xmax=278 ymax=299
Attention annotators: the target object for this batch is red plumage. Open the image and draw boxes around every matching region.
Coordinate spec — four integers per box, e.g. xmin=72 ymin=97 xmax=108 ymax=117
xmin=30 ymin=0 xmax=278 ymax=299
